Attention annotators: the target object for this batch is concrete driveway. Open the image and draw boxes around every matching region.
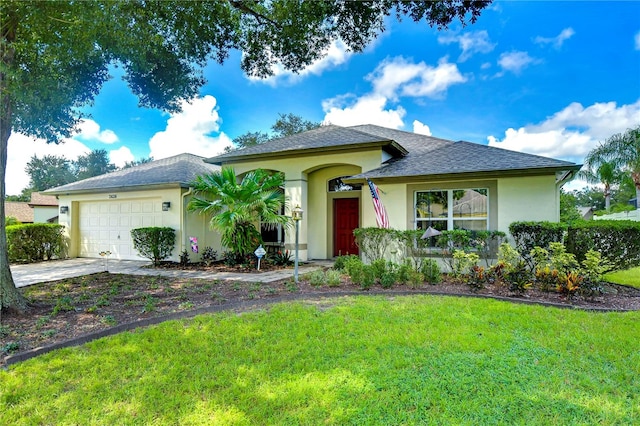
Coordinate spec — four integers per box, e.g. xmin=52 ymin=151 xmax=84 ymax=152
xmin=10 ymin=258 xmax=331 ymax=288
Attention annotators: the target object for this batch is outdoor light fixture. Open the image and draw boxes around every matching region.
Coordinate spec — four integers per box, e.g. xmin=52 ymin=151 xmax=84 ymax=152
xmin=292 ymin=205 xmax=303 ymax=221
xmin=162 ymin=202 xmax=171 ymax=211
xmin=292 ymin=205 xmax=303 ymax=283
xmin=59 ymin=206 xmax=69 ymax=214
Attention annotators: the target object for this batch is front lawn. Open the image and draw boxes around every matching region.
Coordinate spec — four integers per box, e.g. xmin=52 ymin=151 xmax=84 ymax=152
xmin=1 ymin=296 xmax=638 ymax=425
xmin=605 ymin=266 xmax=640 ymax=289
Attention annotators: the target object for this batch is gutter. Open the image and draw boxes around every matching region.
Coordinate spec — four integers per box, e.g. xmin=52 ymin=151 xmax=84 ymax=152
xmin=181 ymin=187 xmax=193 ymax=255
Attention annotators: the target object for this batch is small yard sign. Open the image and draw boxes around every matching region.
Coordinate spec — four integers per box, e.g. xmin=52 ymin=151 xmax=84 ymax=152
xmin=254 ymin=245 xmax=266 ymax=270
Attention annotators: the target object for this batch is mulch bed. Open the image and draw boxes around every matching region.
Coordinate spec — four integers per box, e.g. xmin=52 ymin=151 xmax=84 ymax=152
xmin=2 ymin=267 xmax=639 ymax=368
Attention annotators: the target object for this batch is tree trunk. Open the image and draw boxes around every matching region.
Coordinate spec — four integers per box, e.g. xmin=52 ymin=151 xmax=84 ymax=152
xmin=1 ymin=8 xmax=27 ymax=317
xmin=604 ymin=183 xmax=611 ymax=212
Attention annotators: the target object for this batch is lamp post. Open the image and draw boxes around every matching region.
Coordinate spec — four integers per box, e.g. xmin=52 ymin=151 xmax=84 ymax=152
xmin=292 ymin=205 xmax=303 ymax=283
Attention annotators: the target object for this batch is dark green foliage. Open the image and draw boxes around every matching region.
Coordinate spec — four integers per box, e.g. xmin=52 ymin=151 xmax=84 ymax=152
xmin=505 ymin=262 xmax=532 ymax=294
xmin=6 ymin=224 xmax=67 ymax=263
xmin=131 ymin=227 xmax=176 ymax=266
xmin=360 ymin=265 xmax=376 ymax=290
xmin=379 ymin=269 xmax=397 ymax=289
xmin=333 ymin=254 xmax=360 ymax=272
xmin=370 ymin=258 xmax=387 ymax=277
xmin=421 ymin=259 xmax=442 ymax=284
xmin=270 ymin=250 xmax=293 ymax=266
xmin=200 ymin=246 xmax=218 ymax=266
xmin=188 ymin=168 xmax=289 ymax=258
xmin=179 ymin=249 xmax=190 ymax=266
xmin=509 ymin=222 xmax=566 ymax=266
xmin=565 ymin=220 xmax=640 ymax=270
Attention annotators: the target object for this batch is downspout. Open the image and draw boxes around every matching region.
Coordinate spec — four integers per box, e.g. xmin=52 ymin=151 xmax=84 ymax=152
xmin=181 ymin=187 xmax=193 ymax=254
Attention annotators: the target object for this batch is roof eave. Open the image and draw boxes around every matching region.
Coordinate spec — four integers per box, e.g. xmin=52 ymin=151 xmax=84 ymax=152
xmin=206 ymin=140 xmax=408 ymax=165
xmin=45 ymin=182 xmax=188 ymax=196
xmin=343 ymin=164 xmax=583 ymax=184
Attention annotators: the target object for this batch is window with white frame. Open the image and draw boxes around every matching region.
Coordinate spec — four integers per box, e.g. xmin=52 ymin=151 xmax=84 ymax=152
xmin=415 ymin=188 xmax=488 ymax=233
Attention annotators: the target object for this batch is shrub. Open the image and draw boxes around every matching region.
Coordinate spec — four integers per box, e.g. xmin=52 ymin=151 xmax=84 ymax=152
xmin=131 ymin=227 xmax=176 ymax=266
xmin=361 ymin=265 xmax=376 ymax=290
xmin=505 ymin=262 xmax=532 ymax=294
xmin=397 ymin=229 xmax=431 ymax=270
xmin=271 ymin=250 xmax=293 ymax=266
xmin=201 ymin=247 xmax=218 ymax=266
xmin=407 ymin=269 xmax=424 ymax=289
xmin=353 ymin=227 xmax=398 ymax=262
xmin=7 ymin=223 xmax=67 ymax=263
xmin=380 ymin=269 xmax=397 ymax=289
xmin=309 ymin=270 xmax=327 ymax=287
xmin=179 ymin=249 xmax=190 ymax=266
xmin=451 ymin=250 xmax=479 ymax=279
xmin=325 ymin=269 xmax=342 ymax=287
xmin=370 ymin=258 xmax=387 ymax=278
xmin=342 ymin=255 xmax=364 ymax=277
xmin=333 ymin=254 xmax=360 ymax=272
xmin=396 ymin=261 xmax=412 ymax=285
xmin=566 ymin=220 xmax=640 ymax=271
xmin=509 ymin=221 xmax=566 ymax=267
xmin=472 ymin=230 xmax=507 ymax=266
xmin=420 ymin=259 xmax=441 ymax=284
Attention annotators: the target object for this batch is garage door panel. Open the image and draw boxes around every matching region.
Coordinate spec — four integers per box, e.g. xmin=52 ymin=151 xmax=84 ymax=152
xmin=79 ymin=199 xmax=163 ymax=260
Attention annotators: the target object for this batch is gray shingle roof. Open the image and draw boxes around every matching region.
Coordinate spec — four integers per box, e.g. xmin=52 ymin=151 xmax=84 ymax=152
xmin=348 ymin=140 xmax=580 ymax=180
xmin=208 ymin=123 xmax=580 ymax=180
xmin=45 ymin=153 xmax=220 ymax=194
xmin=207 ymin=125 xmax=407 ymax=163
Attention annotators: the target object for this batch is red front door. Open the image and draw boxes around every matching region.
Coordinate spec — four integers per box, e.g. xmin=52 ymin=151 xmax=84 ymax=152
xmin=334 ymin=198 xmax=359 ymax=257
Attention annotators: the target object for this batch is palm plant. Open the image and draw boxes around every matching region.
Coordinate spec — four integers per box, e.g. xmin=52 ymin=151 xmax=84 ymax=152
xmin=578 ymin=160 xmax=622 ymax=211
xmin=188 ymin=168 xmax=291 ymax=259
xmin=584 ymin=126 xmax=640 ymax=209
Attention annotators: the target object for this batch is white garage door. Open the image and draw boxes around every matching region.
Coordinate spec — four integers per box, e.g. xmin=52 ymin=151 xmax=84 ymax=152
xmin=79 ymin=199 xmax=163 ymax=260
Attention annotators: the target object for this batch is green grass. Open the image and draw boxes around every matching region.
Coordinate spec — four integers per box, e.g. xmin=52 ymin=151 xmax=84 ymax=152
xmin=605 ymin=266 xmax=640 ymax=288
xmin=1 ymin=296 xmax=638 ymax=425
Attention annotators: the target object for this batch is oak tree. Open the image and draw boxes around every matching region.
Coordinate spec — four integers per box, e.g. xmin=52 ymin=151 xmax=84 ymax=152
xmin=1 ymin=0 xmax=490 ymax=312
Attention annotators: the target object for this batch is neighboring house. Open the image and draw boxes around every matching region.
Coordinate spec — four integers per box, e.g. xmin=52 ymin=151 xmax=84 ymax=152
xmin=5 ymin=202 xmax=34 ymax=224
xmin=577 ymin=206 xmax=594 ymax=221
xmin=45 ymin=125 xmax=581 ymax=262
xmin=207 ymin=124 xmax=581 ymax=261
xmin=45 ymin=154 xmax=221 ymax=261
xmin=28 ymin=192 xmax=59 ymax=223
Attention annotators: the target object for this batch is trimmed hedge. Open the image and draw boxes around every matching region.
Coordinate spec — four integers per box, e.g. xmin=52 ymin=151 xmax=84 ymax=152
xmin=566 ymin=220 xmax=640 ymax=271
xmin=7 ymin=223 xmax=67 ymax=263
xmin=509 ymin=222 xmax=566 ymax=256
xmin=131 ymin=227 xmax=176 ymax=265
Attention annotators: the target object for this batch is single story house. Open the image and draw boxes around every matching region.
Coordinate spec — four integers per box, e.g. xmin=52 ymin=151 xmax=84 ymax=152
xmin=5 ymin=202 xmax=34 ymax=224
xmin=28 ymin=192 xmax=59 ymax=223
xmin=47 ymin=124 xmax=581 ymax=262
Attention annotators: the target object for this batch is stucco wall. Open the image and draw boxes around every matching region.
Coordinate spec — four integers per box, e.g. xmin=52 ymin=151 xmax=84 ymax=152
xmin=57 ymin=187 xmax=222 ymax=262
xmin=33 ymin=206 xmax=59 ymax=223
xmin=496 ymin=175 xmax=559 ymax=235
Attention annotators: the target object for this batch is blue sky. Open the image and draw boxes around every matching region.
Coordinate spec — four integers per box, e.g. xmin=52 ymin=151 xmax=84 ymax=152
xmin=7 ymin=1 xmax=640 ymax=195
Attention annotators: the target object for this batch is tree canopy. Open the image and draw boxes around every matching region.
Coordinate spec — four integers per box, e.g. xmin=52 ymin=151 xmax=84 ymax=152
xmin=0 ymin=0 xmax=491 ymax=311
xmin=228 ymin=113 xmax=321 ymax=152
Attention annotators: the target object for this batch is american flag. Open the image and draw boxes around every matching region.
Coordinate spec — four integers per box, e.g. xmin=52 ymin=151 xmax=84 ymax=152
xmin=367 ymin=179 xmax=390 ymax=228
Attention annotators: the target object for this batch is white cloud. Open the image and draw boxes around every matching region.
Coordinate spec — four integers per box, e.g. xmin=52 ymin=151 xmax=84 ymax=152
xmin=5 ymin=133 xmax=91 ymax=195
xmin=487 ymin=99 xmax=640 ymax=163
xmin=497 ymin=51 xmax=539 ymax=75
xmin=635 ymin=31 xmax=640 ymax=50
xmin=148 ymin=95 xmax=233 ymax=159
xmin=323 ymin=94 xmax=405 ymax=128
xmin=438 ymin=30 xmax=496 ymax=62
xmin=534 ymin=27 xmax=575 ymax=49
xmin=368 ymin=57 xmax=467 ymax=100
xmin=413 ymin=120 xmax=432 ymax=136
xmin=74 ymin=119 xmax=118 ymax=144
xmin=249 ymin=40 xmax=352 ymax=86
xmin=323 ymin=56 xmax=466 ymax=128
xmin=109 ymin=146 xmax=135 ymax=168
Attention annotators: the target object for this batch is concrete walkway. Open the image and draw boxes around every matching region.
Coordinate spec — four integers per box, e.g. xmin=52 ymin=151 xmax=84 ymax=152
xmin=11 ymin=258 xmax=333 ymax=288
